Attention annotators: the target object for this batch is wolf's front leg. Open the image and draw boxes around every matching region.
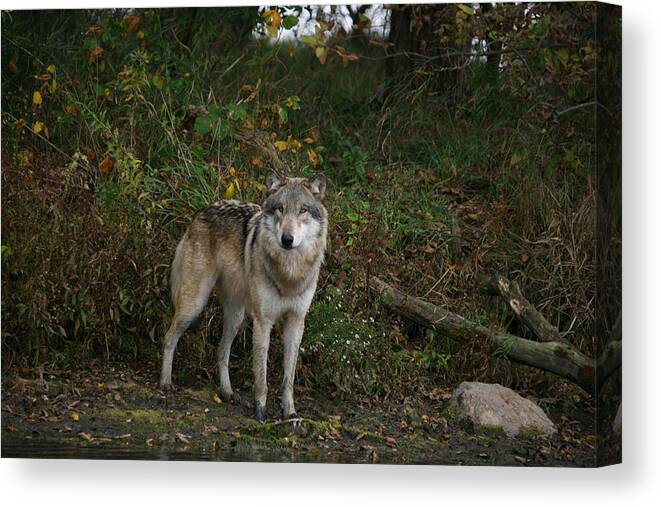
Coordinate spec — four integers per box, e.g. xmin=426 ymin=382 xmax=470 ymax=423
xmin=252 ymin=317 xmax=273 ymax=422
xmin=281 ymin=313 xmax=305 ymax=420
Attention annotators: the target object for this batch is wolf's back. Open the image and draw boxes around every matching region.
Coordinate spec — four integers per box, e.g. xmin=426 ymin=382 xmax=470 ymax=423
xmin=170 ymin=200 xmax=261 ymax=305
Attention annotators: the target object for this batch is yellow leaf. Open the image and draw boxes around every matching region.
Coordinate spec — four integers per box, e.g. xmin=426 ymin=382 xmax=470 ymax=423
xmin=262 ymin=9 xmax=282 ymax=38
xmin=211 ymin=393 xmax=222 ymax=404
xmin=274 ymin=140 xmax=288 ymax=152
xmin=307 ymin=148 xmax=319 ymax=167
xmin=46 ymin=64 xmax=56 ymax=74
xmin=68 ymin=411 xmax=80 ymax=422
xmin=32 ymin=91 xmax=43 ymax=105
xmin=315 ymin=46 xmax=328 ymax=64
xmin=49 ymin=79 xmax=58 ymax=94
xmin=32 ymin=121 xmax=44 ymax=134
xmin=289 ymin=139 xmax=302 ymax=151
xmin=225 ymin=181 xmax=235 ymax=199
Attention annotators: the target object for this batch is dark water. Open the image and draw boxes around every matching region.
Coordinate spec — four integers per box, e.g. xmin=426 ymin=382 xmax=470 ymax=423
xmin=1 ymin=437 xmax=370 ymax=464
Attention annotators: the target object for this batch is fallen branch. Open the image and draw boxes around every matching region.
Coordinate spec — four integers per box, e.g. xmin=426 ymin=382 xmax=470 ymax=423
xmin=369 ymin=276 xmax=620 ymax=394
xmin=477 ymin=273 xmax=570 ymax=345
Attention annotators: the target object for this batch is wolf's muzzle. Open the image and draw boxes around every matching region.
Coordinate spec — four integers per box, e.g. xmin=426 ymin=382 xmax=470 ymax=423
xmin=281 ymin=233 xmax=294 ymax=249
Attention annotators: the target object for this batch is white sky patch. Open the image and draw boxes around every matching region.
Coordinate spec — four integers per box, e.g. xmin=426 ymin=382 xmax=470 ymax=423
xmin=254 ymin=4 xmax=389 ymax=44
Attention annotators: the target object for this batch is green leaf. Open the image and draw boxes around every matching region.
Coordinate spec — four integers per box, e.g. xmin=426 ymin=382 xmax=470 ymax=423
xmin=277 ymin=106 xmax=288 ymax=123
xmin=283 ymin=15 xmax=299 ymax=30
xmin=194 ymin=115 xmax=212 ymax=136
xmin=300 ymin=35 xmax=317 ymax=47
xmin=346 ymin=212 xmax=360 ymax=222
xmin=457 ymin=4 xmax=475 ymax=16
xmin=285 ymin=95 xmax=301 ymax=110
xmin=85 ymin=37 xmax=100 ymax=50
xmin=208 ymin=104 xmax=222 ymax=118
xmin=225 ymin=103 xmax=247 ymax=123
xmin=152 ymin=73 xmax=165 ymax=89
xmin=212 ymin=122 xmax=231 ymax=141
xmin=557 ymin=48 xmax=569 ymax=65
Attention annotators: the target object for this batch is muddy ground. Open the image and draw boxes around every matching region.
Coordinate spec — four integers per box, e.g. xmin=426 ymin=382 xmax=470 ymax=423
xmin=1 ymin=363 xmax=608 ymax=466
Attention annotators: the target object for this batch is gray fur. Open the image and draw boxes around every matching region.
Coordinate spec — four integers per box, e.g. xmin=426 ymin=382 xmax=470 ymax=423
xmin=159 ymin=173 xmax=328 ymax=422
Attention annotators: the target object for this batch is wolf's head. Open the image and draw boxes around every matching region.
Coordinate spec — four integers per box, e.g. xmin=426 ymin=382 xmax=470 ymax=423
xmin=262 ymin=170 xmax=327 ymax=251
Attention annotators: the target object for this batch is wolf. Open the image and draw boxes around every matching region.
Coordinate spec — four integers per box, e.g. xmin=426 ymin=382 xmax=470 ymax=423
xmin=159 ymin=170 xmax=328 ymax=422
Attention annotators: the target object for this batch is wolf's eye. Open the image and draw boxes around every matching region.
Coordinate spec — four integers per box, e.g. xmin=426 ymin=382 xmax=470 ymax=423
xmin=299 ymin=206 xmax=308 ymax=214
xmin=275 ymin=205 xmax=284 ymax=213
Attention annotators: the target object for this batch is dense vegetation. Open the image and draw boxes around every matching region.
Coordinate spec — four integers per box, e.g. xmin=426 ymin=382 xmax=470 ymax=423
xmin=1 ymin=4 xmax=620 ymax=402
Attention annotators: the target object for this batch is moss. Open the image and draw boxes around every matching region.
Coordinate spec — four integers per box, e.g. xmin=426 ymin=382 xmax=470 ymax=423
xmin=440 ymin=404 xmax=460 ymax=421
xmin=96 ymin=408 xmax=167 ymax=432
xmin=518 ymin=426 xmax=548 ymax=439
xmin=472 ymin=423 xmax=507 ymax=439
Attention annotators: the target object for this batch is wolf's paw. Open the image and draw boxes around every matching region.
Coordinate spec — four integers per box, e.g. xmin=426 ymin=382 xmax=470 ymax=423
xmin=254 ymin=404 xmax=267 ymax=423
xmin=159 ymin=382 xmax=176 ymax=393
xmin=220 ymin=390 xmax=241 ymax=405
xmin=285 ymin=414 xmax=306 ymax=435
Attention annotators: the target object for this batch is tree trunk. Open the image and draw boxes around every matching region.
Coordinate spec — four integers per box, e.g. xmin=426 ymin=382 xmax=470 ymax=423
xmin=369 ymin=276 xmax=621 ymax=394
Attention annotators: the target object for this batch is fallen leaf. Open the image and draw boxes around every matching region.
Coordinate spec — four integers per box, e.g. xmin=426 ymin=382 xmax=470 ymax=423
xmin=124 ymin=15 xmax=140 ymax=32
xmin=307 ymin=148 xmax=319 ymax=167
xmin=211 ymin=393 xmax=222 ymax=404
xmin=88 ymin=46 xmax=104 ymax=63
xmin=274 ymin=140 xmax=288 ymax=151
xmin=175 ymin=432 xmax=191 ymax=444
xmin=99 ymin=154 xmax=114 ymax=174
xmin=249 ymin=156 xmax=263 ymax=166
xmin=68 ymin=411 xmax=80 ymax=422
xmin=385 ymin=436 xmax=398 ymax=447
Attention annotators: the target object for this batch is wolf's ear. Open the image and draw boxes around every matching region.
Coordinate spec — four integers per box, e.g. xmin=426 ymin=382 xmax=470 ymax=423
xmin=308 ymin=173 xmax=326 ymax=200
xmin=265 ymin=170 xmax=282 ymax=195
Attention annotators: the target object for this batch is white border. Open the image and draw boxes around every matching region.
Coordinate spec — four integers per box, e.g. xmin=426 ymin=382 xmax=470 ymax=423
xmin=2 ymin=1 xmax=660 ymax=506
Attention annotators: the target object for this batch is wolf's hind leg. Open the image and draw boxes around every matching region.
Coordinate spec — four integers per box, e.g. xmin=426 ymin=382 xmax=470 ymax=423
xmin=159 ymin=250 xmax=217 ymax=389
xmin=217 ymin=300 xmax=245 ymax=401
xmin=160 ymin=316 xmax=194 ymax=389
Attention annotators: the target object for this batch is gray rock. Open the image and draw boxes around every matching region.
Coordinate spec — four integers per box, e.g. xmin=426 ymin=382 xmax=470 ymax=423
xmin=613 ymin=402 xmax=622 ymax=434
xmin=451 ymin=381 xmax=557 ymax=437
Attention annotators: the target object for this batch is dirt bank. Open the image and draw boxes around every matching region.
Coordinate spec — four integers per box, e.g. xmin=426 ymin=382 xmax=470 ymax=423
xmin=2 ymin=363 xmax=601 ymax=466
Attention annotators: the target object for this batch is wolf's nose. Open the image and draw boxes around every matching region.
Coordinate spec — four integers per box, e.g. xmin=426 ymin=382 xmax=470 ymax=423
xmin=281 ymin=233 xmax=294 ymax=249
